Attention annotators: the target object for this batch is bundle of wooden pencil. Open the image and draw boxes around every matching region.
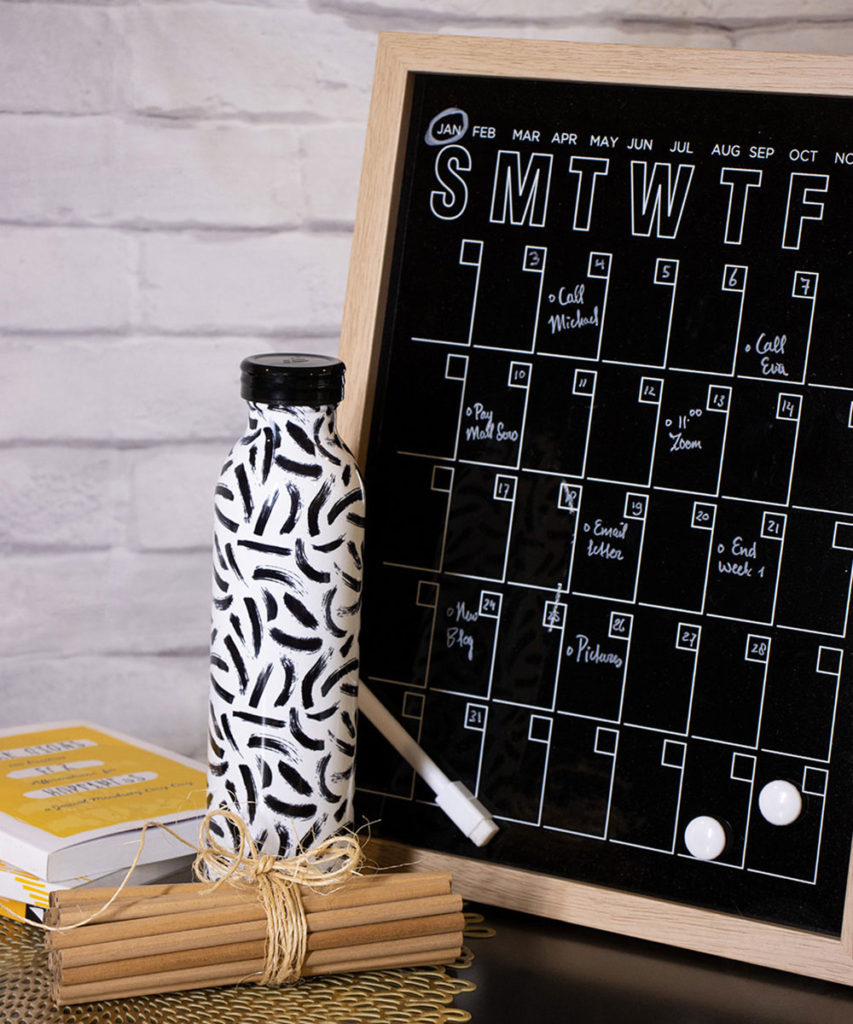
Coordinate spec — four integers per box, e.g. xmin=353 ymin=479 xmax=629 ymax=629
xmin=46 ymin=870 xmax=463 ymax=1006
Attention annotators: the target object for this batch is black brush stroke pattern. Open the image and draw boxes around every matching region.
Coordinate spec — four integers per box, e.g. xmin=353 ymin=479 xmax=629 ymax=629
xmin=207 ymin=402 xmax=364 ymax=859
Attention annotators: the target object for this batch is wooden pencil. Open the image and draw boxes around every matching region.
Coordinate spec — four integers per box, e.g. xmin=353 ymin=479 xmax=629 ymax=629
xmin=55 ymin=907 xmax=465 ymax=969
xmin=52 ymin=872 xmax=452 ymax=927
xmin=49 ymin=884 xmax=456 ymax=948
xmin=54 ymin=945 xmax=463 ymax=1005
xmin=49 ymin=893 xmax=463 ymax=957
xmin=57 ymin=930 xmax=461 ymax=987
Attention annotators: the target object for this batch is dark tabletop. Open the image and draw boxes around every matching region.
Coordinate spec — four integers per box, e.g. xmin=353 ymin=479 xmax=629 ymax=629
xmin=455 ymin=904 xmax=853 ymax=1023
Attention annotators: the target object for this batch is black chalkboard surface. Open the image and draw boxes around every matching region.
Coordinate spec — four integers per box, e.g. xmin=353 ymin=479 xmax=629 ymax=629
xmin=339 ymin=34 xmax=853 ymax=984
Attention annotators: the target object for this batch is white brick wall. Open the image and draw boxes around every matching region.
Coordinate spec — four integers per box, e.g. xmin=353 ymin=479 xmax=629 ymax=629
xmin=0 ymin=117 xmax=117 ymax=224
xmin=131 ymin=445 xmax=230 ymax=551
xmin=0 ymin=6 xmax=118 ymax=114
xmin=138 ymin=231 xmax=352 ymax=332
xmin=0 ymin=228 xmax=134 ymax=330
xmin=119 ymin=122 xmax=304 ymax=229
xmin=1 ymin=1 xmax=851 ymax=761
xmin=0 ymin=449 xmax=128 ymax=550
xmin=126 ymin=6 xmax=376 ymax=120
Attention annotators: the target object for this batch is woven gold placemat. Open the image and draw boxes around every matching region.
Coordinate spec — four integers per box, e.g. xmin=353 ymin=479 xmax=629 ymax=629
xmin=0 ymin=916 xmax=481 ymax=1024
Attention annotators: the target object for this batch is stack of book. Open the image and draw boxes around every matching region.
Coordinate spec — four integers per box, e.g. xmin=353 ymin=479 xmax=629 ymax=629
xmin=0 ymin=722 xmax=207 ymax=923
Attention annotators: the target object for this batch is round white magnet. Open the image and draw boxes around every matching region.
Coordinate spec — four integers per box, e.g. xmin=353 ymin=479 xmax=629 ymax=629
xmin=684 ymin=815 xmax=726 ymax=861
xmin=758 ymin=779 xmax=802 ymax=826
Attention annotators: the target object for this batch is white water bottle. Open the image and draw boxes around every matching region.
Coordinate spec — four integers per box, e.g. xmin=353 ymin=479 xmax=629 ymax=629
xmin=207 ymin=354 xmax=365 ymax=856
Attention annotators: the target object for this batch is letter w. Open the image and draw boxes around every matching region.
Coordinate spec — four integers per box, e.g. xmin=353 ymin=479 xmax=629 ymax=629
xmin=490 ymin=151 xmax=553 ymax=227
xmin=630 ymin=161 xmax=694 ymax=238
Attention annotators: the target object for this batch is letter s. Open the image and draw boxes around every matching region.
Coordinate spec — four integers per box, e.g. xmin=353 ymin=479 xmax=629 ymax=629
xmin=430 ymin=145 xmax=471 ymax=220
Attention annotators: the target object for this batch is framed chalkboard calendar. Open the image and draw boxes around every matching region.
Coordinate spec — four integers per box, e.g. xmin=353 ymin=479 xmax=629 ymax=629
xmin=337 ymin=34 xmax=853 ymax=983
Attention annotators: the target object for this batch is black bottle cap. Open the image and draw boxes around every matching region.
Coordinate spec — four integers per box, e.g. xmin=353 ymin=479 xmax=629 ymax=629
xmin=240 ymin=353 xmax=345 ymax=407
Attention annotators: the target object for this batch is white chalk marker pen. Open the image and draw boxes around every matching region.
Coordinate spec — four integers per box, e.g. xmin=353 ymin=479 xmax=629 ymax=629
xmin=358 ymin=680 xmax=499 ymax=847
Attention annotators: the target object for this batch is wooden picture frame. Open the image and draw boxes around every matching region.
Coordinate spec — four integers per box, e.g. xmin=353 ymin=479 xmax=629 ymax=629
xmin=337 ymin=33 xmax=853 ymax=985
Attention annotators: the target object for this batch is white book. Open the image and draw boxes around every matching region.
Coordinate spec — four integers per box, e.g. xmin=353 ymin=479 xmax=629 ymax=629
xmin=0 ymin=721 xmax=207 ymax=882
xmin=0 ymin=853 xmax=195 ymax=918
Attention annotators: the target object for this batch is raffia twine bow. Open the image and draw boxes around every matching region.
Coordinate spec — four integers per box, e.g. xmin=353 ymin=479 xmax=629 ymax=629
xmin=14 ymin=806 xmax=364 ymax=987
xmin=193 ymin=808 xmax=364 ymax=985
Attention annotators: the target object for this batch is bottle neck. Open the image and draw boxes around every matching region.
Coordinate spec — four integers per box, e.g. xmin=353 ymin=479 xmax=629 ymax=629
xmin=246 ymin=400 xmax=339 ymax=439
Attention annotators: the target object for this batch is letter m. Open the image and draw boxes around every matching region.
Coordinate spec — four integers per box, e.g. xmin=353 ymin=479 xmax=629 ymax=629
xmin=630 ymin=161 xmax=694 ymax=238
xmin=490 ymin=151 xmax=553 ymax=227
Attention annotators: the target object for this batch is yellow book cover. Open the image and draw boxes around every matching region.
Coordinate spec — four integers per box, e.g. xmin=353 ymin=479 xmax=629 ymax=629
xmin=0 ymin=722 xmax=206 ymax=881
xmin=0 ymin=897 xmax=44 ymax=924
